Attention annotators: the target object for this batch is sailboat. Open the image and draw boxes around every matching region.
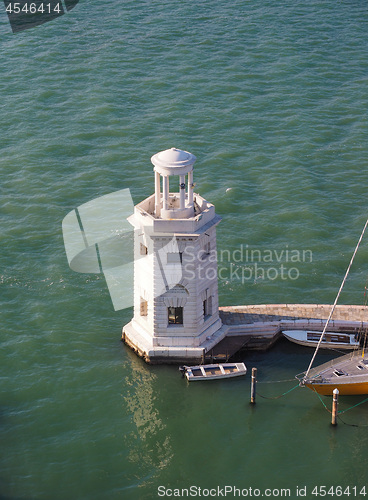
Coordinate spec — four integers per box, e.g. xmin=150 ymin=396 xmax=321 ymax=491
xmin=300 ymin=350 xmax=368 ymax=395
xmin=298 ymin=219 xmax=368 ymax=396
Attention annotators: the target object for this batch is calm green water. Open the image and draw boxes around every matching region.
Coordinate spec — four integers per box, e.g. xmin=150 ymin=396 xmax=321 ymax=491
xmin=2 ymin=1 xmax=368 ymax=498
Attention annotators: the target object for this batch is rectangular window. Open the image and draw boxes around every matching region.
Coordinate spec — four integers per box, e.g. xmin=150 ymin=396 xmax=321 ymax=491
xmin=167 ymin=252 xmax=182 ymax=264
xmin=140 ymin=298 xmax=148 ymax=316
xmin=203 ymin=297 xmax=212 ymax=319
xmin=168 ymin=306 xmax=183 ymax=325
xmin=140 ymin=243 xmax=148 ymax=255
xmin=200 ymin=242 xmax=211 ymax=260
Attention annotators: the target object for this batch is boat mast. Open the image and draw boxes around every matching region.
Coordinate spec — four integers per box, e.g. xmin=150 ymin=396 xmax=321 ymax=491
xmin=303 ymin=218 xmax=368 ymax=382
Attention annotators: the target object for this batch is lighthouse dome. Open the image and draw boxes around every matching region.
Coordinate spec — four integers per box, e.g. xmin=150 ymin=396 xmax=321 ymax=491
xmin=151 ymin=147 xmax=196 ymax=176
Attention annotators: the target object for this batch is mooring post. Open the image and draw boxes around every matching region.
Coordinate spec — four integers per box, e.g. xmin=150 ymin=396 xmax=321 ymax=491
xmin=331 ymin=388 xmax=339 ymax=426
xmin=250 ymin=367 xmax=257 ymax=404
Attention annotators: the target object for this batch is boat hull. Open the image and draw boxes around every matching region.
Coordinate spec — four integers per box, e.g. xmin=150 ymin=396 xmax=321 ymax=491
xmin=305 ymin=381 xmax=368 ymax=396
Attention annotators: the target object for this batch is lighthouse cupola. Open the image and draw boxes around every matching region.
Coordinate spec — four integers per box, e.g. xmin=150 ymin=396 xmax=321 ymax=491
xmin=151 ymin=147 xmax=196 ymax=219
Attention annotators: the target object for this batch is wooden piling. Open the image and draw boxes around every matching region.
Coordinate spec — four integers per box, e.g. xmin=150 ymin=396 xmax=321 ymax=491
xmin=250 ymin=367 xmax=257 ymax=404
xmin=331 ymin=388 xmax=339 ymax=426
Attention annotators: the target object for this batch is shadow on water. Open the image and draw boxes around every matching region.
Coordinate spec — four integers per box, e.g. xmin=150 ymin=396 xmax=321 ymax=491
xmin=232 ymin=335 xmax=343 ymax=372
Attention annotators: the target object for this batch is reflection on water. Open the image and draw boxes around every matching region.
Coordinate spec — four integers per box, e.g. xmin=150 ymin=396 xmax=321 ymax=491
xmin=123 ymin=351 xmax=173 ymax=483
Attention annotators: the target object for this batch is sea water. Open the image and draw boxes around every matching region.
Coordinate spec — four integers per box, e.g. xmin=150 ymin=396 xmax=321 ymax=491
xmin=1 ymin=1 xmax=368 ymax=498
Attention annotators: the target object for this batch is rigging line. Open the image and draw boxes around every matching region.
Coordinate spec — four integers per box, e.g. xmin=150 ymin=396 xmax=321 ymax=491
xmin=337 ymin=415 xmax=361 ymax=427
xmin=256 ymin=383 xmax=299 ymax=400
xmin=337 ymin=414 xmax=368 ymax=427
xmin=310 ymin=385 xmax=331 ymax=413
xmin=360 ymin=280 xmax=368 ymax=356
xmin=257 ymin=378 xmax=296 ymax=384
xmin=303 ymin=218 xmax=368 ymax=382
xmin=338 ymin=395 xmax=368 ymax=414
xmin=362 ymin=330 xmax=367 ymax=357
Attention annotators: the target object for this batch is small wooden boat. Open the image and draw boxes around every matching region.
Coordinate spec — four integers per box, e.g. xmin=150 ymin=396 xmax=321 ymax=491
xmin=179 ymin=362 xmax=247 ymax=381
xmin=283 ymin=330 xmax=359 ymax=350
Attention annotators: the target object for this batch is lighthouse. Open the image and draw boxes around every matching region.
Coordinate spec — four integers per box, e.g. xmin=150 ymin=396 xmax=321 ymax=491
xmin=122 ymin=148 xmax=228 ymax=363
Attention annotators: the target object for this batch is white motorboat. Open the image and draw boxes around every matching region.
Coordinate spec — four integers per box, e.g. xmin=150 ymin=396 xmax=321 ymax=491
xmin=283 ymin=330 xmax=359 ymax=350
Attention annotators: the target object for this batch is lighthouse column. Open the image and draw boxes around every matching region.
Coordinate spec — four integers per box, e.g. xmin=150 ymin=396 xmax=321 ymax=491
xmin=188 ymin=170 xmax=193 ymax=207
xmin=154 ymin=170 xmax=161 ymax=216
xmin=163 ymin=175 xmax=169 ymax=211
xmin=179 ymin=175 xmax=185 ymax=209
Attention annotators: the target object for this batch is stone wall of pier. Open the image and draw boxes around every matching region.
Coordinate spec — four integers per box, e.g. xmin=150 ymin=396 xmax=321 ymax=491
xmin=214 ymin=304 xmax=368 ymax=353
xmin=219 ymin=304 xmax=368 ymax=324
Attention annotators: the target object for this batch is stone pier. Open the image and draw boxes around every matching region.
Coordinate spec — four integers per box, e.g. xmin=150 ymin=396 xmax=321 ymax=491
xmin=203 ymin=304 xmax=368 ymax=361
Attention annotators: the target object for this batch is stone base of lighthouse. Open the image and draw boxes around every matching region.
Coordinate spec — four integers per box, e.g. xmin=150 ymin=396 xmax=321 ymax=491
xmin=122 ymin=320 xmax=229 ymax=364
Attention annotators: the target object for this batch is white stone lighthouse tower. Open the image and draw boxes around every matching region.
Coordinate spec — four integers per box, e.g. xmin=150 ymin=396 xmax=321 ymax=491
xmin=122 ymin=148 xmax=228 ymax=363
